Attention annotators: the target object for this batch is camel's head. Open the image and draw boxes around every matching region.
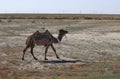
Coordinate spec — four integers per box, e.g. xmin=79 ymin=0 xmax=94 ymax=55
xmin=59 ymin=29 xmax=68 ymax=36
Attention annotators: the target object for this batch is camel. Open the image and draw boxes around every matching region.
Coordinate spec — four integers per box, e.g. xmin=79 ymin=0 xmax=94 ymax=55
xmin=22 ymin=29 xmax=68 ymax=60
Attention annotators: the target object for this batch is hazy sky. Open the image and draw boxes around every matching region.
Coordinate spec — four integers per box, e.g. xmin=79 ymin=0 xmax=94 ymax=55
xmin=0 ymin=0 xmax=120 ymax=14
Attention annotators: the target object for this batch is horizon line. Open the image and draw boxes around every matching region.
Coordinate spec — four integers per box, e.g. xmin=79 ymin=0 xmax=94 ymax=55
xmin=0 ymin=13 xmax=119 ymax=15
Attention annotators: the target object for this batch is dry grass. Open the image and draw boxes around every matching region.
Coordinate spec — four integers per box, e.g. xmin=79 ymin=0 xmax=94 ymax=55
xmin=1 ymin=47 xmax=22 ymax=54
xmin=0 ymin=62 xmax=120 ymax=79
xmin=0 ymin=15 xmax=120 ymax=79
xmin=108 ymin=30 xmax=120 ymax=33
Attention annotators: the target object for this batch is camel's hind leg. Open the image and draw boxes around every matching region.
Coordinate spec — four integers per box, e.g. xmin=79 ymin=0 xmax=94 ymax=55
xmin=22 ymin=45 xmax=30 ymax=60
xmin=30 ymin=46 xmax=38 ymax=60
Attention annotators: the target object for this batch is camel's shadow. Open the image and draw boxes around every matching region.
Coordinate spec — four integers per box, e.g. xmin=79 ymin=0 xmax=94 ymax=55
xmin=38 ymin=59 xmax=83 ymax=64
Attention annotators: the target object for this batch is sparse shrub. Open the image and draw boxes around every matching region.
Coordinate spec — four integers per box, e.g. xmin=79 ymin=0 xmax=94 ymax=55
xmin=0 ymin=19 xmax=2 ymax=22
xmin=54 ymin=17 xmax=68 ymax=19
xmin=8 ymin=19 xmax=12 ymax=22
xmin=84 ymin=17 xmax=93 ymax=20
xmin=32 ymin=20 xmax=36 ymax=23
xmin=94 ymin=17 xmax=102 ymax=20
xmin=40 ymin=16 xmax=48 ymax=19
xmin=73 ymin=17 xmax=79 ymax=19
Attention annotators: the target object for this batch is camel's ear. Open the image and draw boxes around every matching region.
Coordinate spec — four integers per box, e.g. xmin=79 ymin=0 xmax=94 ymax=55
xmin=36 ymin=30 xmax=39 ymax=32
xmin=59 ymin=29 xmax=63 ymax=31
xmin=65 ymin=30 xmax=68 ymax=33
xmin=59 ymin=29 xmax=63 ymax=32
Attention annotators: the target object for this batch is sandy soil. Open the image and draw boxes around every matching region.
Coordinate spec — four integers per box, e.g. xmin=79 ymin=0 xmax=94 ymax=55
xmin=0 ymin=19 xmax=120 ymax=78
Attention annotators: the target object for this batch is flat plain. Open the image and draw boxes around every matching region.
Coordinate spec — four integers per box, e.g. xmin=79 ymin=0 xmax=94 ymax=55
xmin=0 ymin=14 xmax=120 ymax=79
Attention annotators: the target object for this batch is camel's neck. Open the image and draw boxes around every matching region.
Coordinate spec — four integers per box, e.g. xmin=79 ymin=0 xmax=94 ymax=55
xmin=57 ymin=33 xmax=64 ymax=42
xmin=51 ymin=33 xmax=65 ymax=43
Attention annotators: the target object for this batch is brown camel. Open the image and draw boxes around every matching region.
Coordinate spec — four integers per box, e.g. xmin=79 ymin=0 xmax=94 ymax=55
xmin=22 ymin=29 xmax=68 ymax=60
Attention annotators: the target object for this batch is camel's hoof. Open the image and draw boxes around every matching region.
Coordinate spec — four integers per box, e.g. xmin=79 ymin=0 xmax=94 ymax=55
xmin=34 ymin=58 xmax=38 ymax=60
xmin=57 ymin=56 xmax=60 ymax=59
xmin=45 ymin=58 xmax=48 ymax=60
xmin=22 ymin=58 xmax=24 ymax=60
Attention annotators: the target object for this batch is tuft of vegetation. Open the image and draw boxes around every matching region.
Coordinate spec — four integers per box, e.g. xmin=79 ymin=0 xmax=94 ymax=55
xmin=0 ymin=19 xmax=2 ymax=22
xmin=31 ymin=20 xmax=36 ymax=23
xmin=7 ymin=19 xmax=12 ymax=22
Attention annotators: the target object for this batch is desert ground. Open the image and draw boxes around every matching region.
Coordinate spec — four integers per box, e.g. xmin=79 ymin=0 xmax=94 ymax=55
xmin=0 ymin=14 xmax=120 ymax=79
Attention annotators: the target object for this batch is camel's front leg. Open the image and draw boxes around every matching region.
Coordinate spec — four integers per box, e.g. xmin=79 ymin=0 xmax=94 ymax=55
xmin=51 ymin=44 xmax=60 ymax=59
xmin=44 ymin=46 xmax=49 ymax=60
